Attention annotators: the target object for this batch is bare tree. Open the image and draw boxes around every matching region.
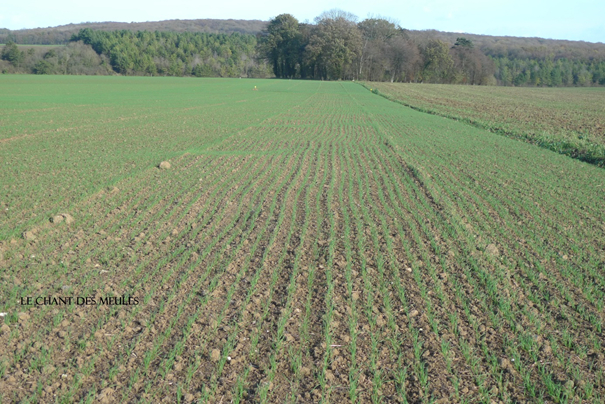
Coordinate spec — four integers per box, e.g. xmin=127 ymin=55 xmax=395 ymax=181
xmin=358 ymin=17 xmax=399 ymax=79
xmin=451 ymin=38 xmax=495 ymax=84
xmin=387 ymin=36 xmax=420 ymax=82
xmin=314 ymin=9 xmax=358 ymax=24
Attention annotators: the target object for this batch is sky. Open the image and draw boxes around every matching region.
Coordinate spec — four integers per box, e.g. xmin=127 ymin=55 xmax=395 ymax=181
xmin=1 ymin=0 xmax=604 ymax=43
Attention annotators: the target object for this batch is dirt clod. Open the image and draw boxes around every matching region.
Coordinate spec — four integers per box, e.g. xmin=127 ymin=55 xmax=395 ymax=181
xmin=23 ymin=231 xmax=36 ymax=241
xmin=211 ymin=349 xmax=221 ymax=362
xmin=18 ymin=312 xmax=30 ymax=321
xmin=62 ymin=214 xmax=75 ymax=224
xmin=42 ymin=365 xmax=55 ymax=375
xmin=98 ymin=387 xmax=114 ymax=403
xmin=159 ymin=161 xmax=171 ymax=170
xmin=51 ymin=215 xmax=64 ymax=224
xmin=486 ymin=244 xmax=500 ymax=256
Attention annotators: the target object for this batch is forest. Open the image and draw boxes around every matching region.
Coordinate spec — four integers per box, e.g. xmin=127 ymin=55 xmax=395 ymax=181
xmin=0 ymin=31 xmax=272 ymax=78
xmin=2 ymin=10 xmax=605 ymax=86
xmin=0 ymin=19 xmax=267 ymax=44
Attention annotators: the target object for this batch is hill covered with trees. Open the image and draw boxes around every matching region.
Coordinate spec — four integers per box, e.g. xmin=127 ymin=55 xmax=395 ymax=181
xmin=407 ymin=30 xmax=605 ymax=86
xmin=0 ymin=29 xmax=273 ymax=78
xmin=71 ymin=29 xmax=270 ymax=77
xmin=2 ymin=12 xmax=605 ymax=86
xmin=0 ymin=19 xmax=267 ymax=44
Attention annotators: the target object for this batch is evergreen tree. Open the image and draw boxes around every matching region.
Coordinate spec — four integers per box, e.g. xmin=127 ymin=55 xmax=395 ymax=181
xmin=1 ymin=41 xmax=24 ymax=66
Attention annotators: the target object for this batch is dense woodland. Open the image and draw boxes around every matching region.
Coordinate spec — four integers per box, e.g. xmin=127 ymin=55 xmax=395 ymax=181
xmin=258 ymin=11 xmax=495 ymax=84
xmin=0 ymin=19 xmax=266 ymax=44
xmin=2 ymin=11 xmax=605 ymax=86
xmin=0 ymin=31 xmax=273 ymax=78
xmin=72 ymin=29 xmax=271 ymax=77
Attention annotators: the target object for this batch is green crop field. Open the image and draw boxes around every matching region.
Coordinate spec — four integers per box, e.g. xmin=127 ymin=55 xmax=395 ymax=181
xmin=368 ymin=82 xmax=605 ymax=167
xmin=1 ymin=75 xmax=604 ymax=403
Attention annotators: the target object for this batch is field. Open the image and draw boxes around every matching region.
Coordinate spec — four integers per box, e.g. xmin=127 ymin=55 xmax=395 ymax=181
xmin=1 ymin=76 xmax=605 ymax=403
xmin=368 ymin=83 xmax=605 ymax=167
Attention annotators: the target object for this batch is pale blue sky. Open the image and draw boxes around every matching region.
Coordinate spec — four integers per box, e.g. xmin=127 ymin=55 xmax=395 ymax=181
xmin=2 ymin=0 xmax=604 ymax=43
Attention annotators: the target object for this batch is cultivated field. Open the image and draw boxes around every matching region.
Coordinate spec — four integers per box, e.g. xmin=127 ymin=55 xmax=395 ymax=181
xmin=368 ymin=83 xmax=605 ymax=167
xmin=1 ymin=76 xmax=605 ymax=403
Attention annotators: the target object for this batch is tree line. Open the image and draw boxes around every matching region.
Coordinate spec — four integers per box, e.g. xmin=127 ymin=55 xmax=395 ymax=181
xmin=71 ymin=29 xmax=271 ymax=77
xmin=2 ymin=10 xmax=605 ymax=86
xmin=258 ymin=11 xmax=605 ymax=85
xmin=258 ymin=11 xmax=495 ymax=84
xmin=0 ymin=41 xmax=113 ymax=75
xmin=0 ymin=20 xmax=267 ymax=45
xmin=493 ymin=57 xmax=605 ymax=86
xmin=1 ymin=30 xmax=272 ymax=77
